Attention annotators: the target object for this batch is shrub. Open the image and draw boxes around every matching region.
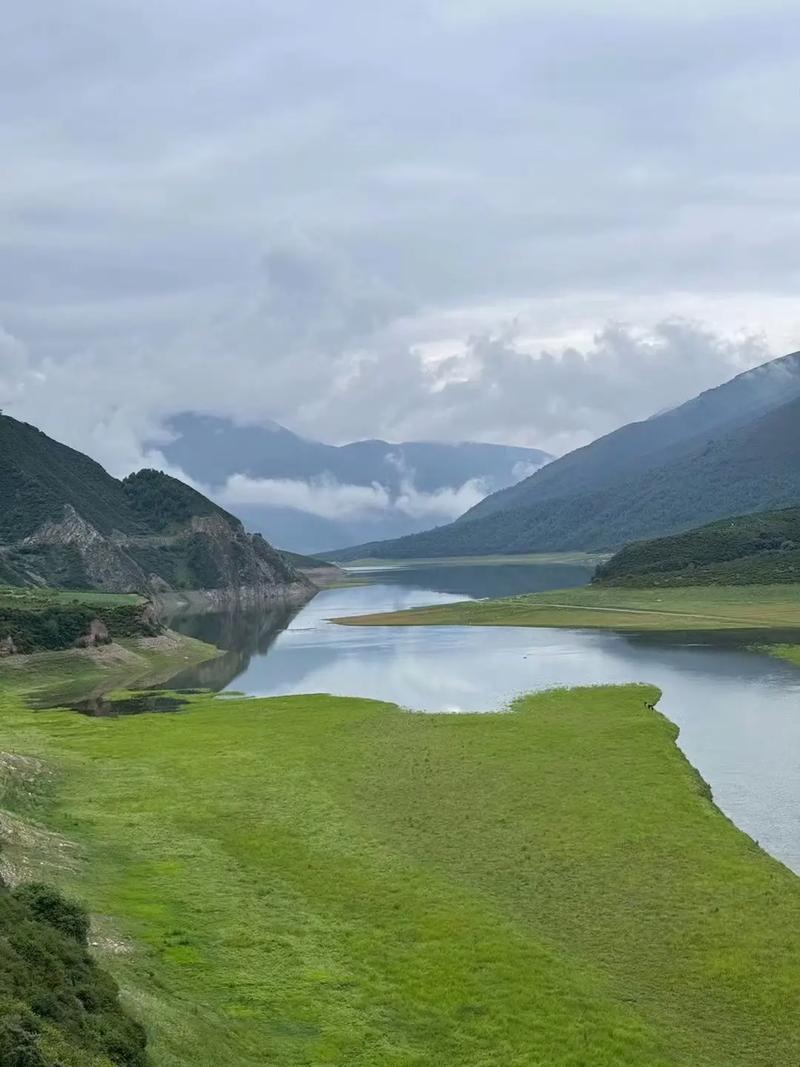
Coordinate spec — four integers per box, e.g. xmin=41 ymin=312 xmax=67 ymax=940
xmin=12 ymin=884 xmax=89 ymax=944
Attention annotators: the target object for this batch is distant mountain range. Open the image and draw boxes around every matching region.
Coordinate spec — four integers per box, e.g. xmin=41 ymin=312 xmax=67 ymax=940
xmin=328 ymin=350 xmax=800 ymax=561
xmin=0 ymin=414 xmax=311 ymax=602
xmin=158 ymin=414 xmax=552 ymax=553
xmin=595 ymin=505 xmax=800 ymax=587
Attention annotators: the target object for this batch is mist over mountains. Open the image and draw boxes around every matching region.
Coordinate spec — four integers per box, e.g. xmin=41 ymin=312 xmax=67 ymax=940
xmin=329 ymin=351 xmax=800 ymax=561
xmin=158 ymin=414 xmax=551 ymax=553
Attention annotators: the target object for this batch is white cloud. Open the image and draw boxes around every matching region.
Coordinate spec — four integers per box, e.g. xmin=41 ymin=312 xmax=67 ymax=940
xmin=2 ymin=2 xmax=799 ymax=470
xmin=218 ymin=475 xmax=391 ymax=520
xmin=216 ymin=472 xmax=489 ymax=523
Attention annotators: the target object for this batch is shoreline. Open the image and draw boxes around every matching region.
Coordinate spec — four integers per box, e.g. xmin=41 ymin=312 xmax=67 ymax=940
xmin=333 ymin=582 xmax=800 ymax=632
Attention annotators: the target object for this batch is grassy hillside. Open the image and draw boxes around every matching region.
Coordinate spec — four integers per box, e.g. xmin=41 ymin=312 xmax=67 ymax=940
xmin=335 ymin=583 xmax=800 ymax=631
xmin=329 ymin=354 xmax=800 ymax=561
xmin=595 ymin=506 xmax=800 ymax=587
xmin=122 ymin=469 xmax=235 ymax=533
xmin=0 ymin=415 xmax=141 ymax=542
xmin=0 ymin=587 xmax=158 ymax=654
xmin=3 ymin=680 xmax=800 ymax=1064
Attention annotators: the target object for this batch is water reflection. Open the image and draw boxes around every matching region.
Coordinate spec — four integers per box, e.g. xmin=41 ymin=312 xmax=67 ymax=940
xmin=162 ymin=599 xmax=302 ymax=691
xmin=70 ymin=693 xmax=189 ymax=717
xmin=346 ymin=561 xmax=595 ymax=599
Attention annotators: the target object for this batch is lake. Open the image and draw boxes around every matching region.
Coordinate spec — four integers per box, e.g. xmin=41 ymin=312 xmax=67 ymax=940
xmin=161 ymin=562 xmax=800 ymax=872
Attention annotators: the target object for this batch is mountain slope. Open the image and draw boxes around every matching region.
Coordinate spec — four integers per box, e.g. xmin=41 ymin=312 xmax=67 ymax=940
xmin=158 ymin=414 xmax=551 ymax=552
xmin=594 ymin=505 xmax=800 ymax=587
xmin=461 ymin=349 xmax=800 ymax=523
xmin=0 ymin=414 xmax=312 ymax=601
xmin=328 ymin=352 xmax=800 ymax=560
xmin=0 ymin=416 xmax=141 ymax=542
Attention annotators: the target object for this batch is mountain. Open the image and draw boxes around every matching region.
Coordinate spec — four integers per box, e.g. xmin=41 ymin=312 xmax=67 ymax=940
xmin=157 ymin=414 xmax=551 ymax=553
xmin=0 ymin=414 xmax=312 ymax=602
xmin=594 ymin=505 xmax=800 ymax=587
xmin=327 ymin=351 xmax=800 ymax=561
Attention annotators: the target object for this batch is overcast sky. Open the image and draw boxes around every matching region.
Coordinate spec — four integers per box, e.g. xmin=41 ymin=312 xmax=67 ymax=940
xmin=3 ymin=0 xmax=800 ymax=475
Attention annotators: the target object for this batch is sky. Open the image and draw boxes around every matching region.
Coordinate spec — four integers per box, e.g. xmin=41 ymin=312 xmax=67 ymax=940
xmin=3 ymin=0 xmax=800 ymax=479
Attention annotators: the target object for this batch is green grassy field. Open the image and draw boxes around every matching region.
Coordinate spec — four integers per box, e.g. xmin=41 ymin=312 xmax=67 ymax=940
xmin=336 ymin=583 xmax=800 ymax=631
xmin=0 ymin=631 xmax=219 ymax=707
xmin=2 ymin=676 xmax=800 ymax=1065
xmin=0 ymin=586 xmax=144 ymax=609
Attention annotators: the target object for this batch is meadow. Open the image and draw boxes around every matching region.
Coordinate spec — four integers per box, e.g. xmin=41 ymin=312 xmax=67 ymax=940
xmin=1 ymin=670 xmax=800 ymax=1065
xmin=335 ymin=582 xmax=800 ymax=631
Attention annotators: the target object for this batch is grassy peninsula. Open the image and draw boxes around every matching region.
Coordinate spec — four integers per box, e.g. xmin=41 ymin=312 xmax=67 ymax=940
xmin=336 ymin=583 xmax=800 ymax=631
xmin=2 ymin=676 xmax=800 ymax=1065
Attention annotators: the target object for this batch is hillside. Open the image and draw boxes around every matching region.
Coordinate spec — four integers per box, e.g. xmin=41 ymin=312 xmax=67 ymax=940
xmin=328 ymin=351 xmax=800 ymax=561
xmin=0 ymin=587 xmax=158 ymax=654
xmin=158 ymin=414 xmax=551 ymax=552
xmin=0 ymin=880 xmax=147 ymax=1066
xmin=0 ymin=414 xmax=312 ymax=602
xmin=595 ymin=506 xmax=800 ymax=587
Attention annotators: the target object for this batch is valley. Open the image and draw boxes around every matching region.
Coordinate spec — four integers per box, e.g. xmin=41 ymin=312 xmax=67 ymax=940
xmin=9 ymin=15 xmax=800 ymax=1065
xmin=3 ymin=363 xmax=800 ymax=1066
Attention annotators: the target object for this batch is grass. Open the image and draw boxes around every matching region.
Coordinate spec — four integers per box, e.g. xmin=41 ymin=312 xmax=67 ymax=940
xmin=0 ymin=586 xmax=144 ymax=609
xmin=342 ymin=552 xmax=608 ymax=569
xmin=335 ymin=583 xmax=800 ymax=631
xmin=0 ymin=631 xmax=219 ymax=707
xmin=752 ymin=643 xmax=800 ymax=667
xmin=0 ymin=584 xmax=156 ymax=654
xmin=2 ymin=676 xmax=800 ymax=1064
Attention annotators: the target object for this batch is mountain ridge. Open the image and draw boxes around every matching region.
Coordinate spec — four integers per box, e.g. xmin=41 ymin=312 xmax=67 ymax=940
xmin=158 ymin=414 xmax=552 ymax=552
xmin=327 ymin=351 xmax=800 ymax=560
xmin=0 ymin=414 xmax=312 ymax=602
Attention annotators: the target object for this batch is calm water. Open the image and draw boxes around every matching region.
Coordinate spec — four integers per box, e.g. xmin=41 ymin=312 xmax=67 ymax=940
xmin=163 ymin=564 xmax=800 ymax=871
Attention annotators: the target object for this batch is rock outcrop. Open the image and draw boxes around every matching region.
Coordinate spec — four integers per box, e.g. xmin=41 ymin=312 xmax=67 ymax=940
xmin=0 ymin=414 xmax=315 ymax=606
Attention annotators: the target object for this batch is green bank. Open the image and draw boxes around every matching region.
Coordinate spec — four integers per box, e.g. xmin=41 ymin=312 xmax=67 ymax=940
xmin=2 ymin=672 xmax=800 ymax=1065
xmin=335 ymin=582 xmax=800 ymax=631
xmin=0 ymin=585 xmax=157 ymax=655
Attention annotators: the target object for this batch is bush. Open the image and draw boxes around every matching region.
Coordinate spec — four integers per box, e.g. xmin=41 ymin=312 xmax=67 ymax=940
xmin=0 ymin=882 xmax=148 ymax=1065
xmin=12 ymin=884 xmax=89 ymax=944
xmin=0 ymin=1006 xmax=47 ymax=1067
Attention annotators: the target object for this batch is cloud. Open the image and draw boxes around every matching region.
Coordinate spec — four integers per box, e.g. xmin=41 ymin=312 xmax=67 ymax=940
xmin=216 ymin=472 xmax=489 ymax=523
xmin=1 ymin=1 xmax=799 ymax=472
xmin=0 ymin=306 xmax=774 ymax=473
xmin=297 ymin=316 xmax=771 ymax=454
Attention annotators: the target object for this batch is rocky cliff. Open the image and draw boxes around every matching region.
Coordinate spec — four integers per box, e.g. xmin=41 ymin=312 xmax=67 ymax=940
xmin=0 ymin=415 xmax=314 ymax=604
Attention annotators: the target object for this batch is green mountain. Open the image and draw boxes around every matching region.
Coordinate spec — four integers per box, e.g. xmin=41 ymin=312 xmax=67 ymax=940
xmin=594 ymin=506 xmax=800 ymax=587
xmin=328 ymin=351 xmax=800 ymax=561
xmin=0 ymin=414 xmax=312 ymax=601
